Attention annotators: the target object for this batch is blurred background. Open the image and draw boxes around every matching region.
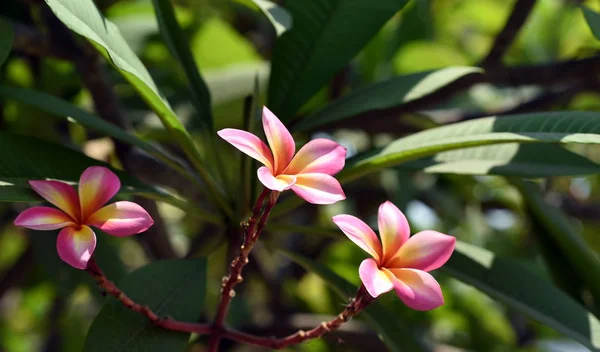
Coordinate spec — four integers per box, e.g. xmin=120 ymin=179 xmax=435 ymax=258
xmin=2 ymin=0 xmax=600 ymax=351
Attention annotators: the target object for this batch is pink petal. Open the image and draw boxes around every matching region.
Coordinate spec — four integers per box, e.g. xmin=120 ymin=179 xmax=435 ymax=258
xmin=257 ymin=166 xmax=296 ymax=191
xmin=290 ymin=173 xmax=345 ymax=205
xmin=218 ymin=128 xmax=274 ymax=170
xmin=56 ymin=225 xmax=97 ymax=270
xmin=387 ymin=231 xmax=456 ymax=272
xmin=29 ymin=180 xmax=80 ymax=222
xmin=87 ymin=201 xmax=154 ymax=237
xmin=378 ymin=201 xmax=410 ymax=264
xmin=332 ymin=214 xmax=382 ymax=261
xmin=389 ymin=268 xmax=444 ymax=311
xmin=284 ymin=139 xmax=346 ymax=175
xmin=262 ymin=106 xmax=295 ymax=174
xmin=359 ymin=258 xmax=394 ymax=298
xmin=14 ymin=207 xmax=75 ymax=230
xmin=79 ymin=166 xmax=121 ymax=221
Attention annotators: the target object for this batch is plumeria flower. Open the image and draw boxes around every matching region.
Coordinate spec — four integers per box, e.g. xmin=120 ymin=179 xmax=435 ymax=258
xmin=218 ymin=107 xmax=346 ymax=204
xmin=333 ymin=201 xmax=455 ymax=311
xmin=14 ymin=166 xmax=154 ymax=270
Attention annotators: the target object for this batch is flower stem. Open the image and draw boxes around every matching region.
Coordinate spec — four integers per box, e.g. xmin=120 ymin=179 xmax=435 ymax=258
xmin=85 ymin=258 xmax=212 ymax=334
xmin=222 ymin=285 xmax=373 ymax=349
xmin=208 ymin=188 xmax=278 ymax=351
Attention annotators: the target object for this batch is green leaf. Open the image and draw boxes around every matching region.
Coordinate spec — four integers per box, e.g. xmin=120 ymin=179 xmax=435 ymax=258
xmin=0 ymin=132 xmax=154 ymax=201
xmin=443 ymin=241 xmax=600 ymax=351
xmin=279 ymin=250 xmax=426 ymax=352
xmin=268 ymin=0 xmax=410 ymax=120
xmin=0 ymin=18 xmax=14 ymax=66
xmin=293 ymin=66 xmax=483 ymax=132
xmin=398 ymin=143 xmax=600 ymax=176
xmin=152 ymin=0 xmax=212 ymax=129
xmin=44 ymin=0 xmax=232 ymax=216
xmin=84 ymin=259 xmax=207 ymax=352
xmin=512 ymin=179 xmax=600 ymax=310
xmin=582 ymin=6 xmax=600 ymax=41
xmin=235 ymin=0 xmax=292 ymax=36
xmin=341 ymin=111 xmax=600 ymax=182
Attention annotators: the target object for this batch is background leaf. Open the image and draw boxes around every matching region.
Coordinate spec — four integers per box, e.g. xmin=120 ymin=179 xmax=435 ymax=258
xmin=0 ymin=132 xmax=155 ymax=202
xmin=293 ymin=66 xmax=483 ymax=132
xmin=443 ymin=241 xmax=600 ymax=351
xmin=84 ymin=258 xmax=207 ymax=352
xmin=235 ymin=0 xmax=292 ymax=36
xmin=582 ymin=6 xmax=600 ymax=41
xmin=268 ymin=0 xmax=410 ymax=120
xmin=0 ymin=18 xmax=13 ymax=66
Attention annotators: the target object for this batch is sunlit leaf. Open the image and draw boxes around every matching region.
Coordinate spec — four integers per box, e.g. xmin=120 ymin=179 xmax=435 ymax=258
xmin=235 ymin=0 xmax=292 ymax=36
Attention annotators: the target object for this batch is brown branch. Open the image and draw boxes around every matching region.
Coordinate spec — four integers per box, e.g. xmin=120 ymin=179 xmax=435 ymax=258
xmin=11 ymin=22 xmax=72 ymax=60
xmin=221 ymin=286 xmax=374 ymax=349
xmin=85 ymin=258 xmax=213 ymax=334
xmin=481 ymin=0 xmax=538 ymax=67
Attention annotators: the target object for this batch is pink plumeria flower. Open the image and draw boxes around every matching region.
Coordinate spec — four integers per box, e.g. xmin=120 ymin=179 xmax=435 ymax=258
xmin=332 ymin=201 xmax=455 ymax=311
xmin=218 ymin=107 xmax=346 ymax=204
xmin=14 ymin=166 xmax=154 ymax=270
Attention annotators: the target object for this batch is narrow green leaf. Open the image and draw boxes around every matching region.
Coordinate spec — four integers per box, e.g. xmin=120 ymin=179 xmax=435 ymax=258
xmin=235 ymin=0 xmax=292 ymax=36
xmin=268 ymin=0 xmax=410 ymax=120
xmin=293 ymin=66 xmax=483 ymax=132
xmin=152 ymin=0 xmax=212 ymax=129
xmin=0 ymin=132 xmax=155 ymax=200
xmin=84 ymin=259 xmax=207 ymax=352
xmin=279 ymin=250 xmax=426 ymax=352
xmin=341 ymin=111 xmax=600 ymax=182
xmin=398 ymin=143 xmax=600 ymax=176
xmin=443 ymin=241 xmax=600 ymax=351
xmin=583 ymin=6 xmax=600 ymax=41
xmin=44 ymin=0 xmax=233 ymax=216
xmin=0 ymin=18 xmax=14 ymax=66
xmin=512 ymin=179 xmax=600 ymax=309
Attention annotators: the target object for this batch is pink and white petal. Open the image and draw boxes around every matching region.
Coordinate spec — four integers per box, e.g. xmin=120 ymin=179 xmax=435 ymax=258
xmin=217 ymin=129 xmax=274 ymax=170
xmin=388 ymin=231 xmax=456 ymax=271
xmin=389 ymin=268 xmax=444 ymax=311
xmin=332 ymin=214 xmax=382 ymax=261
xmin=290 ymin=173 xmax=345 ymax=205
xmin=284 ymin=139 xmax=346 ymax=175
xmin=378 ymin=201 xmax=410 ymax=263
xmin=14 ymin=207 xmax=75 ymax=230
xmin=359 ymin=258 xmax=394 ymax=298
xmin=78 ymin=166 xmax=121 ymax=221
xmin=262 ymin=107 xmax=295 ymax=174
xmin=56 ymin=225 xmax=96 ymax=270
xmin=29 ymin=180 xmax=80 ymax=221
xmin=257 ymin=167 xmax=296 ymax=191
xmin=87 ymin=201 xmax=154 ymax=237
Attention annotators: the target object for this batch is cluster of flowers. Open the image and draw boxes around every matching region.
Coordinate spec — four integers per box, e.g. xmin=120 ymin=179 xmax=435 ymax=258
xmin=14 ymin=107 xmax=455 ymax=310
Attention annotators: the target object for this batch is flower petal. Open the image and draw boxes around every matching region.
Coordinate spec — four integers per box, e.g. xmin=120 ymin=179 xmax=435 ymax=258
xmin=29 ymin=180 xmax=80 ymax=221
xmin=291 ymin=173 xmax=345 ymax=205
xmin=359 ymin=258 xmax=394 ymax=298
xmin=14 ymin=207 xmax=75 ymax=230
xmin=378 ymin=201 xmax=410 ymax=263
xmin=218 ymin=128 xmax=274 ymax=170
xmin=285 ymin=139 xmax=346 ymax=175
xmin=257 ymin=167 xmax=296 ymax=191
xmin=56 ymin=225 xmax=96 ymax=270
xmin=332 ymin=214 xmax=381 ymax=261
xmin=87 ymin=201 xmax=154 ymax=237
xmin=389 ymin=268 xmax=444 ymax=311
xmin=262 ymin=106 xmax=295 ymax=174
xmin=79 ymin=166 xmax=121 ymax=221
xmin=388 ymin=230 xmax=456 ymax=271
